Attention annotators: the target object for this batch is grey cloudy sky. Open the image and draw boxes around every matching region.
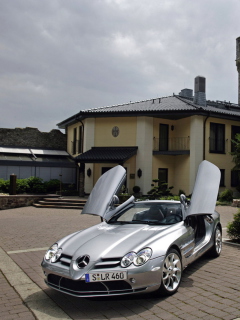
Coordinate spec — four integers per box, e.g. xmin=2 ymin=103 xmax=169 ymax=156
xmin=0 ymin=0 xmax=240 ymax=132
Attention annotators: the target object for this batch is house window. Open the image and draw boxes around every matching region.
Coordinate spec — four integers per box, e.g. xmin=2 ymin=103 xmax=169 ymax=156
xmin=158 ymin=168 xmax=168 ymax=194
xmin=220 ymin=169 xmax=225 ymax=187
xmin=209 ymin=123 xmax=225 ymax=153
xmin=231 ymin=125 xmax=240 ymax=152
xmin=159 ymin=124 xmax=169 ymax=151
xmin=72 ymin=128 xmax=77 ymax=154
xmin=231 ymin=170 xmax=240 ymax=187
xmin=78 ymin=125 xmax=83 ymax=154
xmin=158 ymin=168 xmax=168 ymax=184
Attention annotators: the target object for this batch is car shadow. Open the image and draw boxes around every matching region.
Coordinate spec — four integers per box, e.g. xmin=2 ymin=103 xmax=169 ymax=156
xmin=24 ymin=257 xmax=213 ymax=319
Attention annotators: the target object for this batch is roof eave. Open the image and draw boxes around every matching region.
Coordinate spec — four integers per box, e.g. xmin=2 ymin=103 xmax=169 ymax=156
xmin=57 ymin=113 xmax=85 ymax=129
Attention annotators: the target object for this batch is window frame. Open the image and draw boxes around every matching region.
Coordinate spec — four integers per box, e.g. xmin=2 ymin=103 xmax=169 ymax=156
xmin=72 ymin=128 xmax=77 ymax=155
xmin=159 ymin=124 xmax=169 ymax=151
xmin=209 ymin=122 xmax=225 ymax=154
xmin=220 ymin=169 xmax=225 ymax=187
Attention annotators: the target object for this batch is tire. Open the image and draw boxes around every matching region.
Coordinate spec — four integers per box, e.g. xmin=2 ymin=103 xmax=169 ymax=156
xmin=156 ymin=248 xmax=182 ymax=296
xmin=207 ymin=226 xmax=222 ymax=258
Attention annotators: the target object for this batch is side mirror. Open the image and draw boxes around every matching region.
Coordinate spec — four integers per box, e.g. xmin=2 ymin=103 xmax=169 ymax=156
xmin=180 ymin=194 xmax=186 ymax=205
xmin=180 ymin=194 xmax=188 ymax=212
xmin=110 ymin=195 xmax=119 ymax=209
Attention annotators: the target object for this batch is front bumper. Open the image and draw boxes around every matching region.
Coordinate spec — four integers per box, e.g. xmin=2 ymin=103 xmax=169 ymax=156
xmin=42 ymin=256 xmax=164 ymax=297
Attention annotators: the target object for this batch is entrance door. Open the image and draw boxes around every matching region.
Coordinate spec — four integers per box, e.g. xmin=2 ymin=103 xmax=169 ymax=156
xmin=159 ymin=124 xmax=169 ymax=151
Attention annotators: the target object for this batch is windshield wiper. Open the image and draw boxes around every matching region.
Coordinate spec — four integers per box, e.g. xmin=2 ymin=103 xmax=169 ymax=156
xmin=108 ymin=221 xmax=133 ymax=224
xmin=135 ymin=220 xmax=165 ymax=225
xmin=109 ymin=220 xmax=165 ymax=225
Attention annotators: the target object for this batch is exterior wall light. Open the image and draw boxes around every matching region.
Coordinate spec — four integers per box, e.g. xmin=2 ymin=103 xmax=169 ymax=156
xmin=87 ymin=168 xmax=92 ymax=177
xmin=137 ymin=168 xmax=142 ymax=178
xmin=171 ymin=125 xmax=174 ymax=131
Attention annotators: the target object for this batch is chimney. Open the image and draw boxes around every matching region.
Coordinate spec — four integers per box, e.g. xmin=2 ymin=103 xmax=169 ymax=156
xmin=179 ymin=88 xmax=193 ymax=99
xmin=194 ymin=76 xmax=206 ymax=107
xmin=236 ymin=36 xmax=240 ymax=105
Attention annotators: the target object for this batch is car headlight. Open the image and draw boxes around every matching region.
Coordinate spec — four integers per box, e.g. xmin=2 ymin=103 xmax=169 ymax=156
xmin=121 ymin=248 xmax=152 ymax=268
xmin=45 ymin=244 xmax=62 ymax=263
xmin=133 ymin=248 xmax=152 ymax=266
xmin=121 ymin=252 xmax=137 ymax=267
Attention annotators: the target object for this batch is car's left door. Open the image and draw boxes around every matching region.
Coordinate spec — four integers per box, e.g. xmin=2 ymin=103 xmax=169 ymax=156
xmin=179 ymin=220 xmax=196 ymax=261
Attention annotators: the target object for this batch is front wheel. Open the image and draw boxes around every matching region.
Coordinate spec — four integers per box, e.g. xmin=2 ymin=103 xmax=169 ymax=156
xmin=207 ymin=226 xmax=222 ymax=258
xmin=156 ymin=249 xmax=182 ymax=296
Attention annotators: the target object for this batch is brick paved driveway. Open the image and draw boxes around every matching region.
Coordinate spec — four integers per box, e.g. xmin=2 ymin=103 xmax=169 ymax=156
xmin=0 ymin=205 xmax=240 ymax=320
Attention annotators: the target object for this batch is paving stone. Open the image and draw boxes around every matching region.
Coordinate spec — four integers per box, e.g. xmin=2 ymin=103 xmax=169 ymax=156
xmin=0 ymin=205 xmax=240 ymax=320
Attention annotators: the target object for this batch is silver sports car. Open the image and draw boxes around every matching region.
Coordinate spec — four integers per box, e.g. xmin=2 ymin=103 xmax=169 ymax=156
xmin=42 ymin=160 xmax=222 ymax=297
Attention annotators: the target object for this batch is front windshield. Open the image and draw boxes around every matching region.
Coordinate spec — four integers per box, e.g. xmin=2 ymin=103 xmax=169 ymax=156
xmin=109 ymin=202 xmax=182 ymax=225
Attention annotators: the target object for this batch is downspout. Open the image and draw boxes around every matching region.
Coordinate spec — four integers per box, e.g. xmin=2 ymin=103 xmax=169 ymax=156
xmin=203 ymin=113 xmax=210 ymax=160
xmin=79 ymin=118 xmax=85 ymax=197
xmin=79 ymin=119 xmax=84 ymax=152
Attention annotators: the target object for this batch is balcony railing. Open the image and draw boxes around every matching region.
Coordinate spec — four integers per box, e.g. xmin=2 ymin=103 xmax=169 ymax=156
xmin=153 ymin=137 xmax=190 ymax=152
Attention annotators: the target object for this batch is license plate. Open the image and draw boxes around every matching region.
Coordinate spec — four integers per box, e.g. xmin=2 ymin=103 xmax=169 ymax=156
xmin=85 ymin=271 xmax=127 ymax=282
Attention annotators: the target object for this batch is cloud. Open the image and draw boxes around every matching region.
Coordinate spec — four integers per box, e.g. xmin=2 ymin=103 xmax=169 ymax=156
xmin=0 ymin=0 xmax=239 ymax=131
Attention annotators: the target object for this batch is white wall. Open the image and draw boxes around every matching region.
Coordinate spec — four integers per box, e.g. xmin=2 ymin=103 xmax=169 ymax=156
xmin=135 ymin=116 xmax=153 ymax=194
xmin=83 ymin=118 xmax=95 ymax=193
xmin=189 ymin=115 xmax=204 ymax=192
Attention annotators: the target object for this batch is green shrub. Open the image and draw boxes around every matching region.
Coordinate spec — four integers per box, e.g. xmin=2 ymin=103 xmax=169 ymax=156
xmin=227 ymin=211 xmax=240 ymax=242
xmin=218 ymin=189 xmax=233 ymax=203
xmin=26 ymin=177 xmax=46 ymax=193
xmin=147 ymin=179 xmax=173 ymax=199
xmin=178 ymin=189 xmax=185 ymax=196
xmin=0 ymin=176 xmax=77 ymax=195
xmin=0 ymin=179 xmax=9 ymax=193
xmin=16 ymin=179 xmax=30 ymax=193
xmin=133 ymin=186 xmax=140 ymax=193
xmin=45 ymin=179 xmax=61 ymax=193
xmin=159 ymin=195 xmax=180 ymax=201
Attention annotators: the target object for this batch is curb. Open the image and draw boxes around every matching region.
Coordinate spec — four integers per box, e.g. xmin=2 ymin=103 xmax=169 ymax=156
xmin=222 ymin=238 xmax=240 ymax=247
xmin=0 ymin=247 xmax=71 ymax=320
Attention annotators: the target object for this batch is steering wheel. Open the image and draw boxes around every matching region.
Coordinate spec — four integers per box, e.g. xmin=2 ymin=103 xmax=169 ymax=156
xmin=163 ymin=214 xmax=182 ymax=224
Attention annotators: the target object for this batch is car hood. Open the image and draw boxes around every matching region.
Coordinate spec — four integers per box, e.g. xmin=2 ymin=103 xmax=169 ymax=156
xmin=81 ymin=165 xmax=126 ymax=219
xmin=59 ymin=222 xmax=171 ymax=261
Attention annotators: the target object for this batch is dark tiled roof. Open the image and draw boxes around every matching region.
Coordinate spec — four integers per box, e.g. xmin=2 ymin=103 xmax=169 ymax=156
xmin=81 ymin=96 xmax=198 ymax=113
xmin=179 ymin=97 xmax=240 ymax=117
xmin=57 ymin=95 xmax=240 ymax=129
xmin=75 ymin=147 xmax=138 ymax=163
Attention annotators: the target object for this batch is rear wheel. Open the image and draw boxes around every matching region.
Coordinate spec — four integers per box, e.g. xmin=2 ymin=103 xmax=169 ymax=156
xmin=208 ymin=226 xmax=222 ymax=258
xmin=156 ymin=249 xmax=182 ymax=296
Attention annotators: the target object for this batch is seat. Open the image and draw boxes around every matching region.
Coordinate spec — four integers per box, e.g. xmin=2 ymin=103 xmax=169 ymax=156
xmin=166 ymin=208 xmax=176 ymax=217
xmin=146 ymin=206 xmax=164 ymax=221
xmin=132 ymin=206 xmax=164 ymax=222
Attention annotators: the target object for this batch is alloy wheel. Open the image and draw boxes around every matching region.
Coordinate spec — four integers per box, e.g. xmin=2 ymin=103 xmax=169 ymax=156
xmin=162 ymin=251 xmax=182 ymax=292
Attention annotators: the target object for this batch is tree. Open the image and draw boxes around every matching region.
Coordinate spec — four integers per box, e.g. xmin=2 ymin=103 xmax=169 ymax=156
xmin=147 ymin=179 xmax=173 ymax=200
xmin=231 ymin=133 xmax=240 ymax=170
xmin=231 ymin=133 xmax=240 ymax=192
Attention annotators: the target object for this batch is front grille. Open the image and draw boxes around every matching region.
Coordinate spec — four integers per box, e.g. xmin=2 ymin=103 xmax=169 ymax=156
xmin=59 ymin=254 xmax=72 ymax=267
xmin=94 ymin=257 xmax=121 ymax=269
xmin=46 ymin=274 xmax=141 ymax=296
xmin=58 ymin=255 xmax=122 ymax=269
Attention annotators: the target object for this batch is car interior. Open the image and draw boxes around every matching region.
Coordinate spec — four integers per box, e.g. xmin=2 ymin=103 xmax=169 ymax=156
xmin=133 ymin=204 xmax=183 ymax=224
xmin=186 ymin=215 xmax=206 ymax=244
xmin=109 ymin=203 xmax=183 ymax=225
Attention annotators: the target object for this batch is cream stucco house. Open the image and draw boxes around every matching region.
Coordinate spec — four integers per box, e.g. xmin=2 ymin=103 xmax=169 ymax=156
xmin=57 ymin=76 xmax=240 ymax=196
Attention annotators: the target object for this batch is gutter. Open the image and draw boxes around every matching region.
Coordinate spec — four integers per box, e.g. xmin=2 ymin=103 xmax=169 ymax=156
xmin=203 ymin=113 xmax=210 ymax=160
